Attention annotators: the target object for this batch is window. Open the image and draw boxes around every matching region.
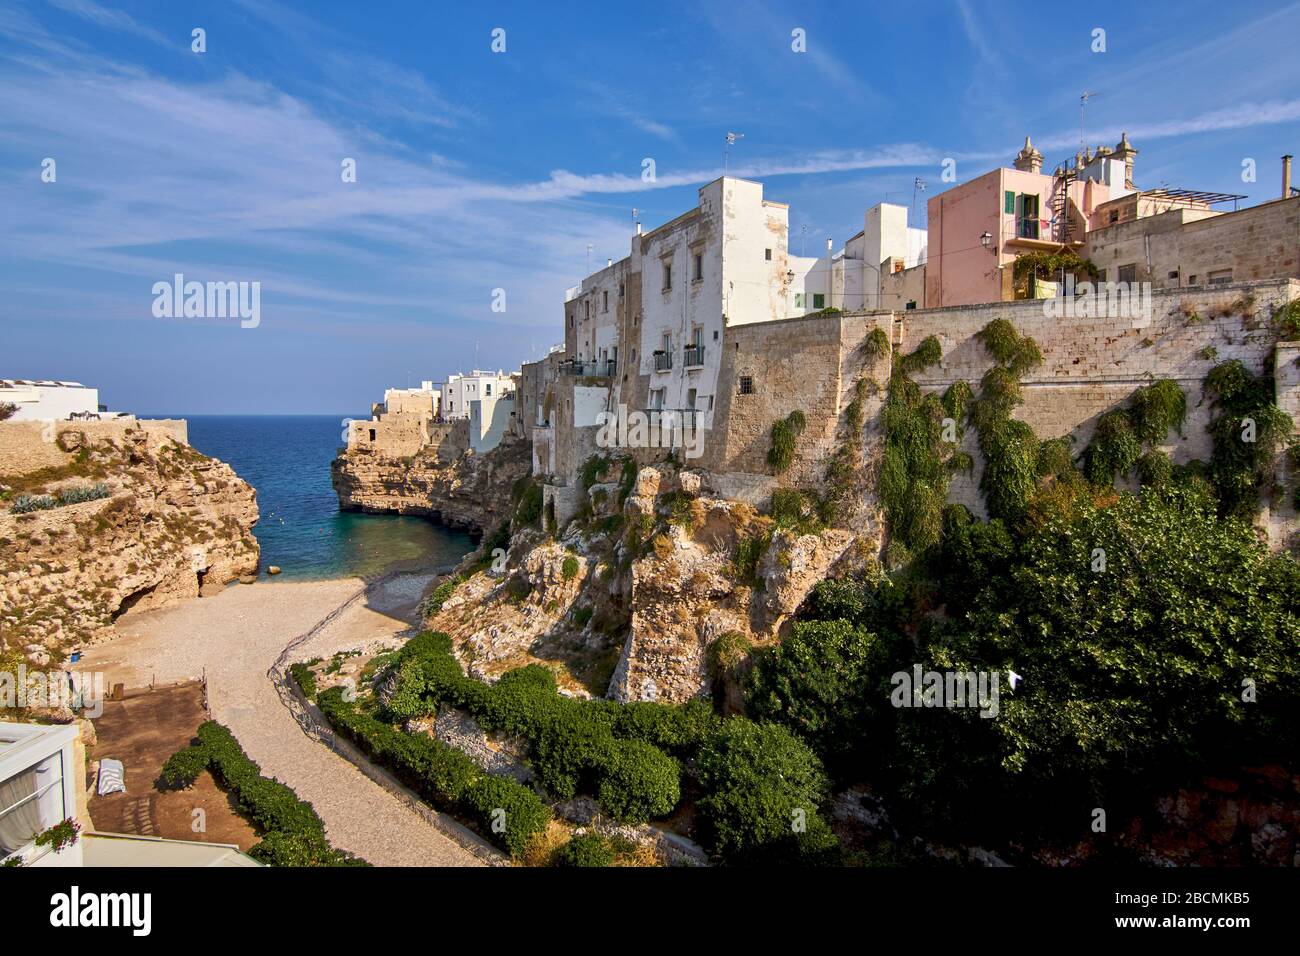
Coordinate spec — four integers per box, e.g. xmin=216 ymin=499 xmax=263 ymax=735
xmin=619 ymin=283 xmax=625 ymax=297
xmin=1168 ymin=270 xmax=1180 ymax=280
xmin=1018 ymin=194 xmax=1040 ymax=239
xmin=585 ymin=301 xmax=590 ymax=319
xmin=485 ymin=384 xmax=492 ymax=396
xmin=1109 ymin=210 xmax=1120 ymax=224
xmin=1 ymin=755 xmax=66 ymax=855
xmin=663 ymin=261 xmax=672 ymax=290
xmin=905 ymin=300 xmax=917 ymax=310
xmin=795 ymin=292 xmax=804 ymax=309
xmin=1117 ymin=264 xmax=1137 ymax=284
xmin=602 ymin=290 xmax=609 ymax=312
xmin=369 ymin=428 xmax=376 ymax=442
xmin=1208 ymin=269 xmax=1233 ymax=285
xmin=764 ymin=248 xmax=772 ymax=261
xmin=813 ymin=293 xmax=825 ymax=309
xmin=739 ymin=375 xmax=755 ymax=395
xmin=713 ymin=330 xmax=719 ymax=341
xmin=1188 ymin=275 xmax=1197 ymax=285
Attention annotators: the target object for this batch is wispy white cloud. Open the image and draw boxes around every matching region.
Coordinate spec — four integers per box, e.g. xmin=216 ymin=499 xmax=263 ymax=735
xmin=44 ymin=0 xmax=171 ymax=46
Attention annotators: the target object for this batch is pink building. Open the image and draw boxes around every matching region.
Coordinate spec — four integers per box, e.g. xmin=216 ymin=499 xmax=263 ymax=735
xmin=925 ymin=135 xmax=1136 ymax=307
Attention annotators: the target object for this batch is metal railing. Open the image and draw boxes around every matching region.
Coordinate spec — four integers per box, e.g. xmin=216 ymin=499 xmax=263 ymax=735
xmin=683 ymin=344 xmax=705 ymax=367
xmin=642 ymin=408 xmax=698 ymax=428
xmin=653 ymin=351 xmax=673 ymax=372
xmin=558 ymin=359 xmax=614 ymax=377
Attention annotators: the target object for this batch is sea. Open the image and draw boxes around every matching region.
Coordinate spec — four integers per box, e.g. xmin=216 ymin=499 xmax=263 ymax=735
xmin=150 ymin=415 xmax=475 ymax=580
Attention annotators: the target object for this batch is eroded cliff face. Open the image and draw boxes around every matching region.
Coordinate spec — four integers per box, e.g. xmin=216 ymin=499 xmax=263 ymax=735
xmin=331 ymin=438 xmax=530 ymax=535
xmin=422 ymin=462 xmax=880 ymax=703
xmin=0 ymin=423 xmax=259 ymax=665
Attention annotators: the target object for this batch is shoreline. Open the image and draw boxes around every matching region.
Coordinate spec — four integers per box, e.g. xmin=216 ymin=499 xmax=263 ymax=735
xmin=83 ymin=560 xmax=482 ymax=866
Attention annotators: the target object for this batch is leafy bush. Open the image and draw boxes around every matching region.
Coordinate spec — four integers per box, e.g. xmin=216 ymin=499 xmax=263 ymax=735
xmin=386 ymin=632 xmax=687 ymax=823
xmin=161 ymin=721 xmax=365 ymax=866
xmin=159 ymin=744 xmax=209 ymax=788
xmin=513 ymin=480 xmax=543 ymax=529
xmin=1203 ymin=359 xmax=1295 ymax=517
xmin=461 ymin=775 xmax=552 ymax=857
xmin=553 ymin=832 xmax=617 ymax=867
xmin=898 ymin=484 xmax=1300 ymax=837
xmin=561 ymin=555 xmax=579 ymax=580
xmin=695 ymin=719 xmax=840 ymax=865
xmin=418 ymin=575 xmax=462 ymax=618
xmin=767 ymin=410 xmax=807 ymax=472
xmin=748 ymin=619 xmax=895 ymax=770
xmin=289 ymin=662 xmax=318 ymax=701
xmin=597 ymin=739 xmax=681 ymax=823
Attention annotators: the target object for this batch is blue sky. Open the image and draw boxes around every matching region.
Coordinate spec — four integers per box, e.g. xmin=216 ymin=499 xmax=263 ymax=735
xmin=2 ymin=0 xmax=1298 ymax=414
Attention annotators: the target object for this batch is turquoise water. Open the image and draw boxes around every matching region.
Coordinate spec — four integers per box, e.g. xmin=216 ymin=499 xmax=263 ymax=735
xmin=157 ymin=415 xmax=475 ymax=580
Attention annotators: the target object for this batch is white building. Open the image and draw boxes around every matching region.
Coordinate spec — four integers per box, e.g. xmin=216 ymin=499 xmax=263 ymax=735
xmin=438 ymin=370 xmax=514 ymax=421
xmin=0 ymin=721 xmax=258 ymax=867
xmin=0 ymin=380 xmax=104 ymax=421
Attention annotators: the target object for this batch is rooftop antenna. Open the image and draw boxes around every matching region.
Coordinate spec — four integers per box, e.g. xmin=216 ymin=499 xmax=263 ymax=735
xmin=1080 ymin=90 xmax=1100 ymax=153
xmin=724 ymin=131 xmax=744 ymax=176
xmin=800 ymin=223 xmax=808 ymax=257
xmin=912 ymin=176 xmax=927 ymax=225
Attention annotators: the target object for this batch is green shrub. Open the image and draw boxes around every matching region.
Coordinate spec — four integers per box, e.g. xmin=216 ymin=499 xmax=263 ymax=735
xmin=289 ymin=662 xmax=318 ymax=701
xmin=597 ymin=739 xmax=681 ymax=823
xmin=162 ymin=720 xmax=365 ymax=866
xmin=418 ymin=575 xmax=462 ymax=618
xmin=561 ymin=555 xmax=580 ymax=580
xmin=748 ymin=619 xmax=893 ymax=769
xmin=767 ymin=411 xmax=807 ymax=472
xmin=159 ymin=744 xmax=209 ymax=788
xmin=553 ymin=832 xmax=617 ymax=867
xmin=695 ymin=719 xmax=840 ymax=865
xmin=513 ymin=481 xmax=543 ymax=529
xmin=461 ymin=775 xmax=551 ymax=857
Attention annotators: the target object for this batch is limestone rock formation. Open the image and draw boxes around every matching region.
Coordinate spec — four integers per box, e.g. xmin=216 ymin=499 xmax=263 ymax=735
xmin=422 ymin=462 xmax=879 ymax=704
xmin=331 ymin=437 xmax=530 ymax=534
xmin=0 ymin=423 xmax=259 ymax=663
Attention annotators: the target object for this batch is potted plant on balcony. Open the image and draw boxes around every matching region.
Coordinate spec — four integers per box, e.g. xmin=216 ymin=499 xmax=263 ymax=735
xmin=34 ymin=817 xmax=82 ymax=853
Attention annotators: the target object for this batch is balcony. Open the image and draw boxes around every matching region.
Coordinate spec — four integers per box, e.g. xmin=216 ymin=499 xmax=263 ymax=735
xmin=643 ymin=408 xmax=698 ymax=429
xmin=653 ymin=350 xmax=673 ymax=372
xmin=558 ymin=359 xmax=612 ymax=378
xmin=683 ymin=344 xmax=705 ymax=368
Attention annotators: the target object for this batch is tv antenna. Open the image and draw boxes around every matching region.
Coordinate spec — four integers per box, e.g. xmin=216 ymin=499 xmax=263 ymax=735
xmin=724 ymin=131 xmax=744 ymax=176
xmin=1080 ymin=90 xmax=1100 ymax=152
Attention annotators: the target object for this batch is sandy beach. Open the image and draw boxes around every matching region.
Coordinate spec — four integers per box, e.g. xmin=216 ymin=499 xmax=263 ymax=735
xmin=82 ymin=572 xmax=487 ymax=867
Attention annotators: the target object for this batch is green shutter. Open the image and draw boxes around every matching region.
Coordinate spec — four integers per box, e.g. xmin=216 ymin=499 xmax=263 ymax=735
xmin=1004 ymin=190 xmax=1015 ymax=214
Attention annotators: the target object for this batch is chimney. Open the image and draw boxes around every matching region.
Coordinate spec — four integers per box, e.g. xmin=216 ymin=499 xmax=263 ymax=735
xmin=826 ymin=237 xmax=833 ymax=257
xmin=1284 ymin=155 xmax=1293 ymax=199
xmin=606 ymin=257 xmax=612 ymax=267
xmin=635 ymin=222 xmax=642 ymax=236
xmin=1013 ymin=136 xmax=1043 ymax=173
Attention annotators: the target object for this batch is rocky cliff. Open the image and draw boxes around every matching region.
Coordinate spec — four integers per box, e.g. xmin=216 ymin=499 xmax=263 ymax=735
xmin=331 ymin=437 xmax=530 ymax=535
xmin=0 ymin=421 xmax=259 ymax=666
xmin=422 ymin=461 xmax=880 ymax=703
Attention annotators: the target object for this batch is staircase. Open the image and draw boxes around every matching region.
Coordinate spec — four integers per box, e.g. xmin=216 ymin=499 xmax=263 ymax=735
xmin=1053 ymin=164 xmax=1076 ymax=244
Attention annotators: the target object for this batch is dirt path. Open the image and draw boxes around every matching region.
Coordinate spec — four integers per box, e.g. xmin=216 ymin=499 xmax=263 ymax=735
xmin=87 ymin=574 xmax=486 ymax=867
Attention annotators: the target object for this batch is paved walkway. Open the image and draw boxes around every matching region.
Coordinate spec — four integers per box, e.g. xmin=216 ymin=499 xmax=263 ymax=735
xmin=91 ymin=574 xmax=486 ymax=867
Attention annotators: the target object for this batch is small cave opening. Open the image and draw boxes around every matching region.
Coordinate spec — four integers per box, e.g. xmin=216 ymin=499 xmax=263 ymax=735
xmin=111 ymin=582 xmax=158 ymax=622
